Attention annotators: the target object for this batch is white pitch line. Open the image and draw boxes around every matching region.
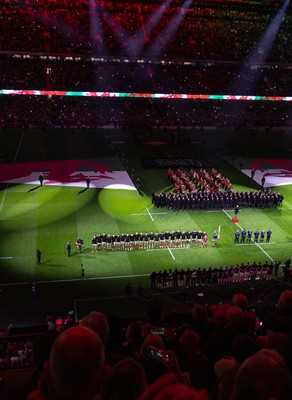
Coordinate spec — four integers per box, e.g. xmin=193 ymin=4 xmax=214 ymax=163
xmin=0 ymin=273 xmax=150 ymax=287
xmin=222 ymin=208 xmax=233 ymax=220
xmin=146 ymin=248 xmax=168 ymax=252
xmin=166 ymin=246 xmax=175 ymax=260
xmin=0 ymin=257 xmax=13 ymax=259
xmin=145 ymin=246 xmax=176 ymax=260
xmin=236 ymin=242 xmax=276 ymax=246
xmin=146 ymin=207 xmax=154 ymax=222
xmin=130 ymin=212 xmax=167 ymax=216
xmin=208 ymin=209 xmax=244 ymax=213
xmin=0 ymin=130 xmax=24 ymax=212
xmin=74 ymin=291 xmax=166 ymax=322
xmin=75 ymin=292 xmax=164 ymax=303
xmin=130 ymin=213 xmax=150 ymax=216
xmin=222 ymin=209 xmax=274 ymax=262
xmin=0 ymin=189 xmax=8 ymax=212
xmin=146 ymin=247 xmax=189 ymax=252
xmin=283 ymin=200 xmax=292 ymax=208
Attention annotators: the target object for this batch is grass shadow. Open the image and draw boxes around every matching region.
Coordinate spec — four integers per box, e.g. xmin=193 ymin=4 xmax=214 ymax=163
xmin=27 ymin=185 xmax=41 ymax=192
xmin=78 ymin=188 xmax=88 ymax=195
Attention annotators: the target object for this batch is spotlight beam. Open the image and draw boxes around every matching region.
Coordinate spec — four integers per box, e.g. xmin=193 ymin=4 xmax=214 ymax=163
xmin=231 ymin=0 xmax=291 ymax=95
xmin=146 ymin=0 xmax=193 ymax=58
xmin=97 ymin=0 xmax=130 ymax=49
xmin=89 ymin=0 xmax=106 ymax=55
xmin=126 ymin=0 xmax=172 ymax=56
xmin=248 ymin=0 xmax=291 ymax=67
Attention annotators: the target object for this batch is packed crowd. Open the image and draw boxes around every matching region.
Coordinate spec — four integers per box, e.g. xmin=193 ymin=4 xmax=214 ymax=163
xmin=1 ymin=1 xmax=291 ymax=130
xmin=1 ymin=95 xmax=291 ymax=129
xmin=0 ymin=336 xmax=35 ymax=368
xmin=1 ymin=289 xmax=292 ymax=400
xmin=1 ymin=1 xmax=291 ymax=63
xmin=2 ymin=56 xmax=291 ymax=97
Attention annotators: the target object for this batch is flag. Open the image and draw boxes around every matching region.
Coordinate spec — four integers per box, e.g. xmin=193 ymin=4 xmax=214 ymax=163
xmin=218 ymin=225 xmax=221 ymax=239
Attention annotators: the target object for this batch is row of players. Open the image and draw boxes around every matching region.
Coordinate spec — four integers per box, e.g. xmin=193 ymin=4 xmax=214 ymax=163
xmin=234 ymin=228 xmax=272 ymax=244
xmin=150 ymin=261 xmax=277 ymax=289
xmin=152 ymin=189 xmax=283 ymax=210
xmin=91 ymin=231 xmax=210 ymax=251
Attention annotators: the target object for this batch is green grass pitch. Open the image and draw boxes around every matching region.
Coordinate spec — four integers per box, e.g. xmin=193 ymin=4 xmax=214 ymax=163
xmin=1 ymin=183 xmax=291 ymax=284
xmin=0 ymin=128 xmax=292 ymax=327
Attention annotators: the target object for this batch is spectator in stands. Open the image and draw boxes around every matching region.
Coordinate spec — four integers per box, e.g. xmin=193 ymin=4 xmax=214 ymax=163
xmin=100 ymin=357 xmax=148 ymax=400
xmin=231 ymin=293 xmax=248 ymax=311
xmin=134 ymin=333 xmax=168 ymax=384
xmin=178 ymin=329 xmax=210 ymax=390
xmin=202 ymin=306 xmax=255 ymax=367
xmin=28 ymin=330 xmax=60 ymax=396
xmin=80 ymin=310 xmax=125 ymax=366
xmin=138 ymin=373 xmax=209 ymax=400
xmin=278 ymin=289 xmax=292 ymax=313
xmin=79 ymin=310 xmax=109 ymax=346
xmin=29 ymin=326 xmax=106 ymax=400
xmin=231 ymin=349 xmax=292 ymax=400
xmin=189 ymin=304 xmax=216 ymax=345
xmin=135 ymin=330 xmax=188 ymax=385
xmin=214 ymin=334 xmax=259 ymax=400
xmin=106 ymin=314 xmax=126 ymax=352
xmin=46 ymin=315 xmax=55 ymax=331
xmin=256 ymin=290 xmax=292 ymax=375
xmin=211 ymin=310 xmax=228 ymax=331
xmin=261 ymin=289 xmax=292 ymax=334
xmin=145 ymin=302 xmax=164 ymax=327
xmin=113 ymin=320 xmax=143 ymax=357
